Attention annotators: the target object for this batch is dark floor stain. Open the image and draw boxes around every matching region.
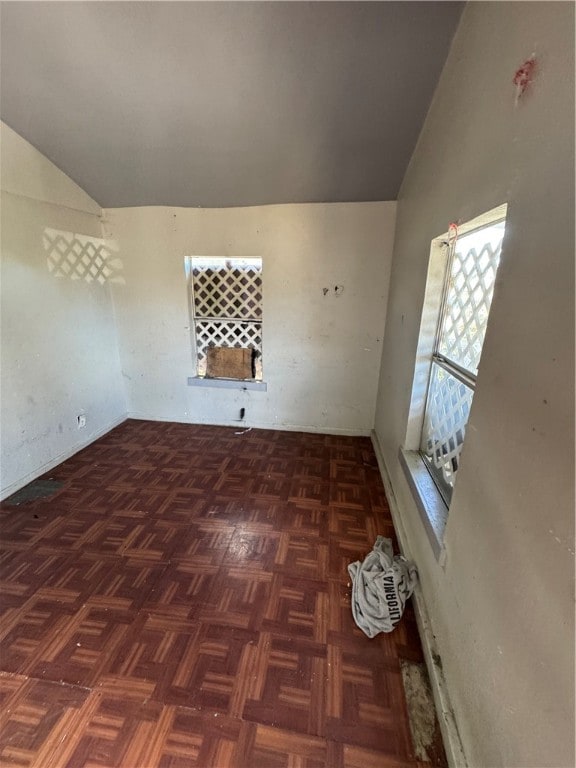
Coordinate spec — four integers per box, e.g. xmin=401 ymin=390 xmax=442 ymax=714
xmin=4 ymin=478 xmax=64 ymax=506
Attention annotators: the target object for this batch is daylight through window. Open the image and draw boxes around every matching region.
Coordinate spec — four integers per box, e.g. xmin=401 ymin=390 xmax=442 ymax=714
xmin=189 ymin=257 xmax=263 ymax=380
xmin=420 ymin=216 xmax=506 ymax=504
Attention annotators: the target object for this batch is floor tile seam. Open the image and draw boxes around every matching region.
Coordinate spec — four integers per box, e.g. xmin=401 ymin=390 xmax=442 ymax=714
xmin=0 ymin=670 xmax=93 ymax=695
xmin=0 ymin=546 xmax=154 ymax=566
xmin=236 ymin=711 xmax=416 ymax=761
xmin=60 ymin=496 xmax=389 ymax=508
xmin=132 ymin=609 xmax=202 ymax=628
xmin=0 ymin=574 xmax=170 ymax=609
xmin=229 ymin=626 xmax=329 ymax=646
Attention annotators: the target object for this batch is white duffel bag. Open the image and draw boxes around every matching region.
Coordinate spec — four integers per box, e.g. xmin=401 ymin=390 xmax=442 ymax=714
xmin=348 ymin=536 xmax=418 ymax=637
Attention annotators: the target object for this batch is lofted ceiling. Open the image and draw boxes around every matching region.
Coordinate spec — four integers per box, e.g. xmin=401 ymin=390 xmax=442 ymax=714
xmin=0 ymin=1 xmax=463 ymax=208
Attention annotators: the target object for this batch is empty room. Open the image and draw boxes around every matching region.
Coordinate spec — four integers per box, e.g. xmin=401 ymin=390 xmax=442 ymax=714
xmin=0 ymin=2 xmax=574 ymax=767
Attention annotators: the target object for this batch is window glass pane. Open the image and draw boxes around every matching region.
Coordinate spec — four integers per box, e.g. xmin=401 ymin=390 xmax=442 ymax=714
xmin=438 ymin=221 xmax=504 ymax=375
xmin=421 ymin=362 xmax=474 ymax=501
xmin=192 ymin=258 xmax=262 ymax=320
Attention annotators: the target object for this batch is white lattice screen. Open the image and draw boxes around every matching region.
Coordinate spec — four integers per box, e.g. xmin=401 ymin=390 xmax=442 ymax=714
xmin=421 ymin=218 xmax=505 ymax=502
xmin=190 ymin=258 xmax=263 ymax=379
xmin=438 ymin=223 xmax=504 ymax=375
xmin=421 ymin=363 xmax=473 ymax=489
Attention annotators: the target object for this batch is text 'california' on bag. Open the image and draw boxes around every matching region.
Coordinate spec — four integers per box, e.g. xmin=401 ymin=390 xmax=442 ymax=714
xmin=348 ymin=536 xmax=418 ymax=637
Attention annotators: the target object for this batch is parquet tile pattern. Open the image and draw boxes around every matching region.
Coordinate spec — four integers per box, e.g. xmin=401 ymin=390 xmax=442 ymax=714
xmin=0 ymin=420 xmax=442 ymax=767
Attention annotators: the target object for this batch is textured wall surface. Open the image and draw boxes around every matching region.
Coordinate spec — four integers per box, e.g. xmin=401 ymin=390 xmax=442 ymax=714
xmin=0 ymin=123 xmax=126 ymax=497
xmin=105 ymin=202 xmax=395 ymax=434
xmin=374 ymin=4 xmax=575 ymax=766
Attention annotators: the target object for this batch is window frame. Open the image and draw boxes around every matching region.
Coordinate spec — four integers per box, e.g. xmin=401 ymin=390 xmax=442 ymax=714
xmin=400 ymin=203 xmax=508 ymax=558
xmin=187 ymin=256 xmax=263 ymax=382
xmin=419 ymin=212 xmax=507 ymax=505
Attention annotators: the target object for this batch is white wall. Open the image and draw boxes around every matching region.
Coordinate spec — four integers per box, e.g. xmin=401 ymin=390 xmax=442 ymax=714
xmin=0 ymin=123 xmax=126 ymax=497
xmin=374 ymin=4 xmax=574 ymax=768
xmin=104 ymin=202 xmax=395 ymax=434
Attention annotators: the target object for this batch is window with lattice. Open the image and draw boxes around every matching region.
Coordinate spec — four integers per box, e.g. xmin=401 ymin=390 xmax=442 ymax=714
xmin=421 ymin=214 xmax=506 ymax=504
xmin=189 ymin=257 xmax=263 ymax=380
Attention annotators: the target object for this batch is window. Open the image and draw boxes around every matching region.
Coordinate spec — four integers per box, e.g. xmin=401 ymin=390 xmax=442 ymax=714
xmin=420 ymin=214 xmax=506 ymax=504
xmin=189 ymin=257 xmax=263 ymax=380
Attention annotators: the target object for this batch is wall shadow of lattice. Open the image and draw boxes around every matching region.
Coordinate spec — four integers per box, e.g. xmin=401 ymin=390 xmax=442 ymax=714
xmin=43 ymin=228 xmax=124 ymax=285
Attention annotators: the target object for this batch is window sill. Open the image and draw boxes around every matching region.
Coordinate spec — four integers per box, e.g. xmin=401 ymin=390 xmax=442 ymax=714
xmin=399 ymin=449 xmax=448 ymax=560
xmin=187 ymin=376 xmax=267 ymax=392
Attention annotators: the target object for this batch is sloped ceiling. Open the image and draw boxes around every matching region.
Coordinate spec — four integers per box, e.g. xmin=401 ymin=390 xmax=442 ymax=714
xmin=0 ymin=1 xmax=463 ymax=208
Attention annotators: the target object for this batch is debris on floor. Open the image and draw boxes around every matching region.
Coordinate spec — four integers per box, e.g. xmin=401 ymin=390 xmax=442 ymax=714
xmin=400 ymin=658 xmax=447 ymax=767
xmin=348 ymin=535 xmax=418 ymax=636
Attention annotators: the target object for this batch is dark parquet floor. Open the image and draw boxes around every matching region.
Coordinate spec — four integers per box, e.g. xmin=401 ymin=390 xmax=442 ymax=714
xmin=0 ymin=420 xmax=439 ymax=768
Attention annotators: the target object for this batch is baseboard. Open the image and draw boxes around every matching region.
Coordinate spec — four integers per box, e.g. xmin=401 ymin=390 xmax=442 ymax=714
xmin=126 ymin=412 xmax=371 ymax=437
xmin=0 ymin=414 xmax=128 ymax=501
xmin=371 ymin=430 xmax=468 ymax=768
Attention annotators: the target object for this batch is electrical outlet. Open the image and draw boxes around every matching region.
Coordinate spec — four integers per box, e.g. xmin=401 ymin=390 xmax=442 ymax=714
xmin=77 ymin=414 xmax=86 ymax=429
